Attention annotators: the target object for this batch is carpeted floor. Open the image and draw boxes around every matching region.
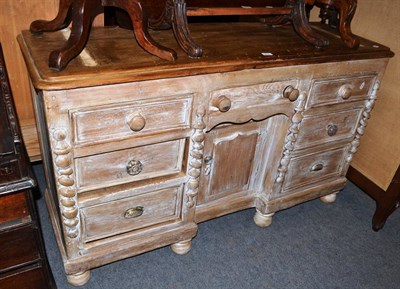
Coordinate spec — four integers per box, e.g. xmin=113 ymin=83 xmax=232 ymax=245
xmin=33 ymin=164 xmax=400 ymax=289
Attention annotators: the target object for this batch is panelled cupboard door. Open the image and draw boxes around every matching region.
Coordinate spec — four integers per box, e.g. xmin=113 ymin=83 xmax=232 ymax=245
xmin=198 ymin=121 xmax=267 ymax=205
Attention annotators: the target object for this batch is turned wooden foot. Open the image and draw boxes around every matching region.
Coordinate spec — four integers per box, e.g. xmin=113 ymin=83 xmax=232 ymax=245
xmin=66 ymin=270 xmax=91 ymax=286
xmin=253 ymin=210 xmax=275 ymax=228
xmin=171 ymin=239 xmax=192 ymax=255
xmin=320 ymin=192 xmax=337 ymax=204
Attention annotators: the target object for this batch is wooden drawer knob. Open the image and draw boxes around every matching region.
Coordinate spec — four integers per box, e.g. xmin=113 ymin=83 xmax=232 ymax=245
xmin=212 ymin=95 xmax=231 ymax=112
xmin=337 ymin=84 xmax=353 ymax=99
xmin=124 ymin=206 xmax=144 ymax=218
xmin=327 ymin=124 xmax=338 ymax=136
xmin=283 ymin=86 xmax=300 ymax=102
xmin=128 ymin=114 xmax=146 ymax=131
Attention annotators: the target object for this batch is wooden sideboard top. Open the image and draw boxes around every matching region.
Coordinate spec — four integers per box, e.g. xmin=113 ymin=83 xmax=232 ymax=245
xmin=18 ymin=22 xmax=394 ymax=90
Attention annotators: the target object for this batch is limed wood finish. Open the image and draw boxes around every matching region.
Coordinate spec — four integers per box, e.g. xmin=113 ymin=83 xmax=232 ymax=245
xmin=18 ymin=23 xmax=393 ymax=286
xmin=0 ymin=44 xmax=56 ymax=289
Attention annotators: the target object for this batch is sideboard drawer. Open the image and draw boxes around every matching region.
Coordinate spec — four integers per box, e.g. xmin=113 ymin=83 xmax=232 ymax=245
xmin=71 ymin=96 xmax=192 ymax=146
xmin=307 ymin=75 xmax=376 ymax=108
xmin=208 ymin=80 xmax=298 ymax=128
xmin=0 ymin=225 xmax=40 ymax=272
xmin=296 ymin=108 xmax=362 ymax=148
xmin=81 ymin=186 xmax=183 ymax=242
xmin=75 ymin=139 xmax=186 ymax=191
xmin=282 ymin=146 xmax=348 ymax=192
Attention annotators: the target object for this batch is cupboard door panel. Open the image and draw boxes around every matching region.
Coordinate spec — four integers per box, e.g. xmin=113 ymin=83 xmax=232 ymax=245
xmin=199 ymin=123 xmax=260 ymax=204
xmin=209 ymin=132 xmax=258 ymax=194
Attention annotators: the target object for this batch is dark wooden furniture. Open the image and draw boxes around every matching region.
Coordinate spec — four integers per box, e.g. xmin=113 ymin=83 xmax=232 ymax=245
xmin=30 ymin=0 xmax=176 ymax=71
xmin=308 ymin=0 xmax=359 ymax=48
xmin=108 ymin=0 xmax=359 ymax=57
xmin=148 ymin=0 xmax=330 ymax=57
xmin=29 ymin=0 xmax=360 ymax=71
xmin=347 ymin=166 xmax=400 ymax=231
xmin=0 ymin=44 xmax=56 ymax=289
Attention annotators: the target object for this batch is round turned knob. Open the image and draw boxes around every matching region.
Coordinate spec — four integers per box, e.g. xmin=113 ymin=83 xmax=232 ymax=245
xmin=128 ymin=114 xmax=146 ymax=131
xmin=212 ymin=95 xmax=231 ymax=112
xmin=337 ymin=84 xmax=353 ymax=99
xmin=283 ymin=86 xmax=300 ymax=102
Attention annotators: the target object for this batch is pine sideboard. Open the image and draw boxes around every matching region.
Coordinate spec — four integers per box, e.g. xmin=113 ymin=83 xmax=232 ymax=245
xmin=18 ymin=22 xmax=393 ymax=286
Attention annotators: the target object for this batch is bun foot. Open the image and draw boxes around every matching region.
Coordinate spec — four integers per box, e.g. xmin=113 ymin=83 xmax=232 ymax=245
xmin=320 ymin=192 xmax=337 ymax=204
xmin=253 ymin=210 xmax=275 ymax=228
xmin=66 ymin=270 xmax=91 ymax=286
xmin=171 ymin=239 xmax=192 ymax=255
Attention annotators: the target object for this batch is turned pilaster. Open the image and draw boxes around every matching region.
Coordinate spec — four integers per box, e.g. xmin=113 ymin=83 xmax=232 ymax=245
xmin=345 ymin=81 xmax=380 ymax=166
xmin=51 ymin=128 xmax=81 ymax=259
xmin=273 ymin=92 xmax=307 ymax=194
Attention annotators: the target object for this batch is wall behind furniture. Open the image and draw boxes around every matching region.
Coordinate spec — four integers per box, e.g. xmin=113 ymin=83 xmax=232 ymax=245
xmin=0 ymin=0 xmax=59 ymax=121
xmin=349 ymin=0 xmax=399 ymax=190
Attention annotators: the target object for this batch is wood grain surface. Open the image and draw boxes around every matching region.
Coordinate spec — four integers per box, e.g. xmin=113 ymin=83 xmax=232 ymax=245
xmin=18 ymin=22 xmax=393 ymax=90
